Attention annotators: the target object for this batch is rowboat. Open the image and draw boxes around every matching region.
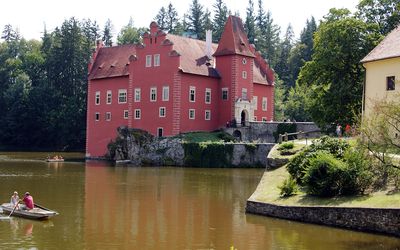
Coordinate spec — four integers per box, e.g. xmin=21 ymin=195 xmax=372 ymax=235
xmin=1 ymin=203 xmax=58 ymax=220
xmin=45 ymin=159 xmax=64 ymax=162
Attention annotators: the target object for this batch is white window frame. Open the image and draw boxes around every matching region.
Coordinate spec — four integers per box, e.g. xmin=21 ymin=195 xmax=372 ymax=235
xmin=205 ymin=88 xmax=211 ymax=104
xmin=242 ymin=88 xmax=248 ymax=100
xmin=134 ymin=109 xmax=141 ymax=119
xmin=95 ymin=91 xmax=100 ymax=105
xmin=242 ymin=58 xmax=247 ymax=64
xmin=154 ymin=54 xmax=160 ymax=67
xmin=105 ymin=112 xmax=111 ymax=121
xmin=189 ymin=109 xmax=195 ymax=119
xmin=189 ymin=86 xmax=196 ymax=102
xmin=242 ymin=71 xmax=247 ymax=79
xmin=253 ymin=96 xmax=258 ymax=110
xmin=146 ymin=55 xmax=152 ymax=67
xmin=262 ymin=97 xmax=267 ymax=111
xmin=205 ymin=110 xmax=211 ymax=120
xmin=124 ymin=110 xmax=129 ymax=119
xmin=222 ymin=88 xmax=228 ymax=100
xmin=106 ymin=90 xmax=112 ymax=104
xmin=134 ymin=88 xmax=141 ymax=102
xmin=159 ymin=107 xmax=166 ymax=117
xmin=118 ymin=89 xmax=127 ymax=104
xmin=150 ymin=87 xmax=157 ymax=102
xmin=95 ymin=112 xmax=100 ymax=121
xmin=162 ymin=86 xmax=169 ymax=101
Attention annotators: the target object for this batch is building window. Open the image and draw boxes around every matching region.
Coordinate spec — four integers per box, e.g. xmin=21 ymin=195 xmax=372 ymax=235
xmin=154 ymin=54 xmax=160 ymax=67
xmin=205 ymin=88 xmax=211 ymax=104
xmin=95 ymin=112 xmax=100 ymax=121
xmin=242 ymin=71 xmax=247 ymax=79
xmin=387 ymin=76 xmax=395 ymax=91
xmin=205 ymin=110 xmax=211 ymax=120
xmin=158 ymin=127 xmax=163 ymax=137
xmin=253 ymin=96 xmax=258 ymax=110
xmin=95 ymin=91 xmax=100 ymax=105
xmin=134 ymin=88 xmax=141 ymax=102
xmin=189 ymin=86 xmax=196 ymax=102
xmin=124 ymin=110 xmax=129 ymax=119
xmin=262 ymin=97 xmax=267 ymax=111
xmin=253 ymin=116 xmax=257 ymax=121
xmin=118 ymin=89 xmax=127 ymax=103
xmin=146 ymin=55 xmax=152 ymax=67
xmin=106 ymin=90 xmax=112 ymax=104
xmin=162 ymin=86 xmax=169 ymax=101
xmin=159 ymin=107 xmax=166 ymax=117
xmin=134 ymin=109 xmax=141 ymax=119
xmin=242 ymin=88 xmax=248 ymax=100
xmin=242 ymin=58 xmax=247 ymax=64
xmin=222 ymin=88 xmax=228 ymax=100
xmin=189 ymin=109 xmax=195 ymax=119
xmin=105 ymin=112 xmax=111 ymax=121
xmin=150 ymin=87 xmax=157 ymax=102
xmin=262 ymin=117 xmax=267 ymax=122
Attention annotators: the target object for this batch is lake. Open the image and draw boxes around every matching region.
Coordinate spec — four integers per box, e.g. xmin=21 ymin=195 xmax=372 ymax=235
xmin=0 ymin=152 xmax=399 ymax=249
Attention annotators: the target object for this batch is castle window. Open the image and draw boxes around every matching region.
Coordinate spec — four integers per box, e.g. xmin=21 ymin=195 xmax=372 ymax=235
xmin=124 ymin=110 xmax=129 ymax=119
xmin=158 ymin=127 xmax=163 ymax=137
xmin=118 ymin=89 xmax=127 ymax=103
xmin=262 ymin=97 xmax=267 ymax=111
xmin=95 ymin=91 xmax=100 ymax=105
xmin=242 ymin=58 xmax=247 ymax=64
xmin=150 ymin=87 xmax=157 ymax=102
xmin=159 ymin=107 xmax=166 ymax=117
xmin=105 ymin=112 xmax=111 ymax=121
xmin=106 ymin=90 xmax=112 ymax=104
xmin=222 ymin=88 xmax=228 ymax=100
xmin=205 ymin=110 xmax=211 ymax=120
xmin=135 ymin=109 xmax=141 ymax=119
xmin=95 ymin=112 xmax=100 ymax=121
xmin=162 ymin=86 xmax=169 ymax=101
xmin=146 ymin=55 xmax=152 ymax=67
xmin=253 ymin=96 xmax=258 ymax=110
xmin=189 ymin=86 xmax=196 ymax=102
xmin=242 ymin=71 xmax=247 ymax=79
xmin=189 ymin=109 xmax=195 ymax=119
xmin=134 ymin=88 xmax=141 ymax=102
xmin=205 ymin=88 xmax=211 ymax=104
xmin=387 ymin=76 xmax=395 ymax=91
xmin=154 ymin=54 xmax=160 ymax=67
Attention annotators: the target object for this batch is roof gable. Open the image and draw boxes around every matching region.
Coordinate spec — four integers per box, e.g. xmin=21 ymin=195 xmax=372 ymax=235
xmin=361 ymin=25 xmax=400 ymax=63
xmin=214 ymin=16 xmax=255 ymax=58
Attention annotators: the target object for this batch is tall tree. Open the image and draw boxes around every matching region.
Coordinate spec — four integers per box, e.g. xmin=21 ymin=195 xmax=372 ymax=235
xmin=187 ymin=0 xmax=205 ymax=39
xmin=204 ymin=9 xmax=213 ymax=31
xmin=212 ymin=0 xmax=228 ymax=42
xmin=102 ymin=19 xmax=113 ymax=47
xmin=166 ymin=3 xmax=180 ymax=33
xmin=244 ymin=0 xmax=256 ymax=44
xmin=357 ymin=0 xmax=400 ymax=35
xmin=155 ymin=7 xmax=168 ymax=31
xmin=275 ymin=24 xmax=294 ymax=89
xmin=117 ymin=17 xmax=143 ymax=45
xmin=297 ymin=8 xmax=381 ymax=128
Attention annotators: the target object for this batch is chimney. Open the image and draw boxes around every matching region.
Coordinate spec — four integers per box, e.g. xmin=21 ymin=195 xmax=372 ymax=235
xmin=206 ymin=30 xmax=212 ymax=59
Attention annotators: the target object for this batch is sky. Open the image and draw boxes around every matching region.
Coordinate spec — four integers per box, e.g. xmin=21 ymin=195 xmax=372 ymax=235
xmin=1 ymin=0 xmax=360 ymax=41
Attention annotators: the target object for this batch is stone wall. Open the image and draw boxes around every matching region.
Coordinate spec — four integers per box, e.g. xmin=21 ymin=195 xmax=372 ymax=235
xmin=225 ymin=122 xmax=320 ymax=143
xmin=246 ymin=201 xmax=400 ymax=237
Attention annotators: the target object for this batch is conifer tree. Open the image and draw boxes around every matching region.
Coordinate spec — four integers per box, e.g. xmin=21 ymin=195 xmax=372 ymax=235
xmin=187 ymin=0 xmax=205 ymax=39
xmin=275 ymin=24 xmax=294 ymax=89
xmin=166 ymin=3 xmax=180 ymax=33
xmin=212 ymin=0 xmax=228 ymax=42
xmin=155 ymin=7 xmax=168 ymax=31
xmin=244 ymin=0 xmax=256 ymax=44
xmin=102 ymin=19 xmax=113 ymax=47
xmin=204 ymin=9 xmax=213 ymax=32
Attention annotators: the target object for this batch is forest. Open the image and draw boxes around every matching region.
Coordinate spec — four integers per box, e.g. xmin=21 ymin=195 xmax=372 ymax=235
xmin=0 ymin=0 xmax=398 ymax=151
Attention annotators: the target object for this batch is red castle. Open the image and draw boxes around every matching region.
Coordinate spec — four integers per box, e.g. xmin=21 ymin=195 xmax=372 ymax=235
xmin=86 ymin=16 xmax=275 ymax=158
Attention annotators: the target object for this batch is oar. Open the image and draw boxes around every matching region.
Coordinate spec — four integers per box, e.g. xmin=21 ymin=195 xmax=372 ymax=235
xmin=8 ymin=201 xmax=20 ymax=218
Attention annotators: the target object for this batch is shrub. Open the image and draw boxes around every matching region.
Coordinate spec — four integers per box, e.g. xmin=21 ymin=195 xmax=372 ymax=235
xmin=279 ymin=177 xmax=298 ymax=197
xmin=278 ymin=142 xmax=294 ymax=151
xmin=286 ymin=150 xmax=319 ymax=184
xmin=341 ymin=149 xmax=373 ymax=194
xmin=309 ymin=136 xmax=349 ymax=158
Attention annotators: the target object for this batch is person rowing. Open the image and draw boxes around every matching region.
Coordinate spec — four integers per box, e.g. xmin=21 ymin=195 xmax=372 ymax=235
xmin=21 ymin=192 xmax=34 ymax=210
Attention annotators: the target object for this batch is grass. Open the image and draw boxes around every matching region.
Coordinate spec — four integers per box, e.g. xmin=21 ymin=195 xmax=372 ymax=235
xmin=269 ymin=141 xmax=305 ymax=159
xmin=249 ymin=141 xmax=400 ymax=208
xmin=179 ymin=131 xmax=234 ymax=143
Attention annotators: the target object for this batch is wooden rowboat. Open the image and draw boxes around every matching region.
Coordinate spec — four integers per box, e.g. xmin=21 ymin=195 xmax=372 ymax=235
xmin=1 ymin=203 xmax=58 ymax=220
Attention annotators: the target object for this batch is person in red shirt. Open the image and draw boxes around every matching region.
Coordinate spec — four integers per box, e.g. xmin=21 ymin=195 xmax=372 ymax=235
xmin=22 ymin=192 xmax=34 ymax=210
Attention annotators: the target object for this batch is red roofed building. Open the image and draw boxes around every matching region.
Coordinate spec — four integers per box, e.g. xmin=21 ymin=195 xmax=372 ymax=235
xmin=86 ymin=16 xmax=275 ymax=158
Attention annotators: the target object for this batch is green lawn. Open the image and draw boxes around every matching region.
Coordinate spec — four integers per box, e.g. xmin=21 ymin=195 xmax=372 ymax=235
xmin=249 ymin=140 xmax=400 ymax=208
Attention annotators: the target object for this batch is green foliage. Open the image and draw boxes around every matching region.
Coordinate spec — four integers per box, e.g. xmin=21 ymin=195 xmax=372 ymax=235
xmin=284 ymin=83 xmax=313 ymax=122
xmin=278 ymin=177 xmax=298 ymax=197
xmin=278 ymin=142 xmax=294 ymax=150
xmin=183 ymin=142 xmax=234 ymax=167
xmin=308 ymin=136 xmax=350 ymax=158
xmin=181 ymin=131 xmax=235 ymax=143
xmin=117 ymin=18 xmax=147 ymax=45
xmin=341 ymin=149 xmax=373 ymax=195
xmin=245 ymin=143 xmax=257 ymax=154
xmin=212 ymin=0 xmax=228 ymax=42
xmin=187 ymin=0 xmax=206 ymax=39
xmin=273 ymin=122 xmax=297 ymax=142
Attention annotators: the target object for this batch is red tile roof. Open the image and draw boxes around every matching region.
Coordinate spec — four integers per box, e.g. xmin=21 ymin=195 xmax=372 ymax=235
xmin=167 ymin=34 xmax=220 ymax=78
xmin=214 ymin=16 xmax=255 ymax=58
xmin=361 ymin=25 xmax=400 ymax=63
xmin=88 ymin=44 xmax=136 ymax=80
